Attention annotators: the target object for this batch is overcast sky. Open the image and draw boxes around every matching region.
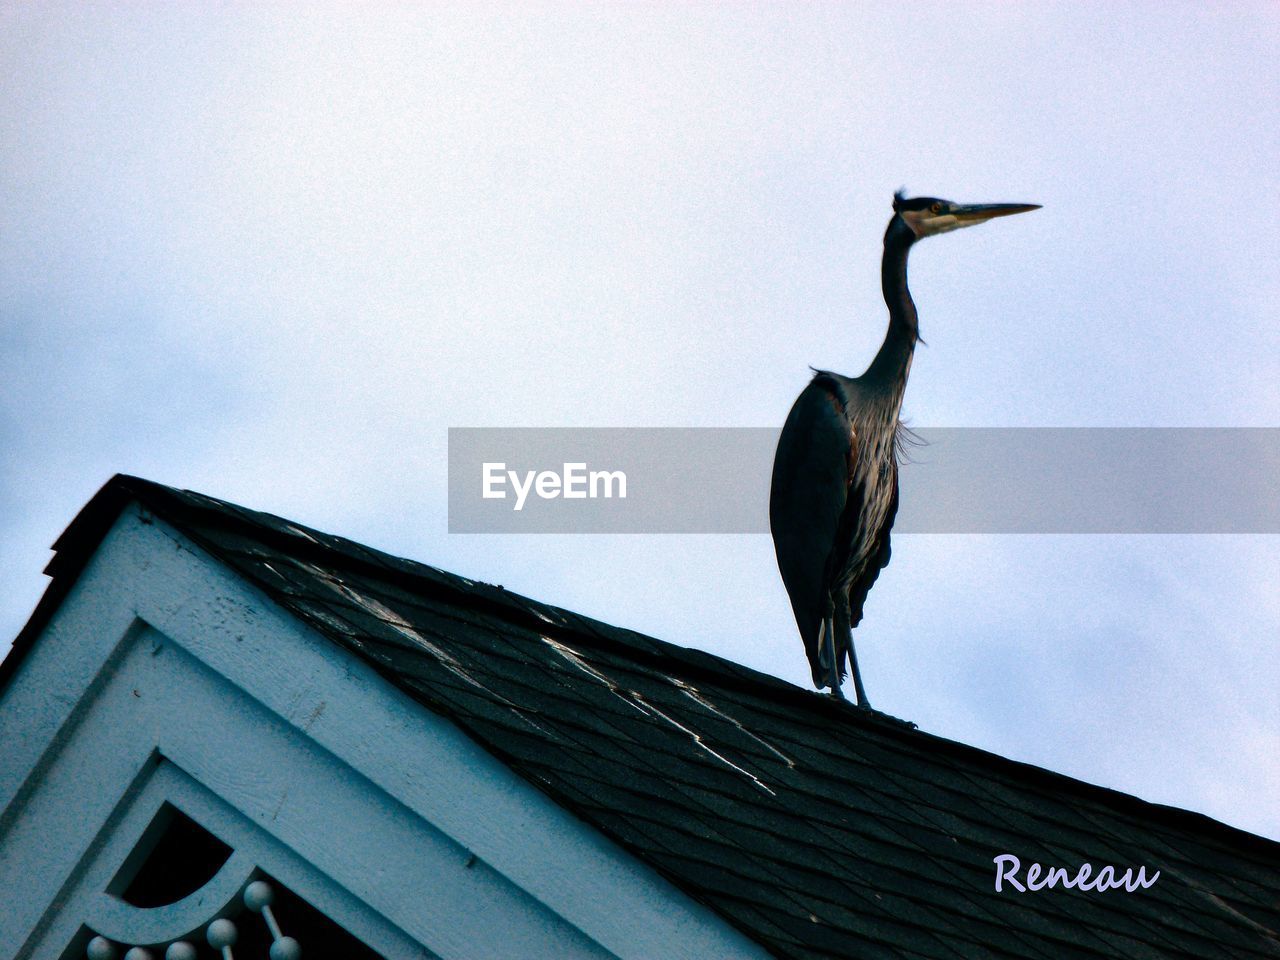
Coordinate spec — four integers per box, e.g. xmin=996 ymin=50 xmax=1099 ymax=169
xmin=3 ymin=4 xmax=1278 ymax=841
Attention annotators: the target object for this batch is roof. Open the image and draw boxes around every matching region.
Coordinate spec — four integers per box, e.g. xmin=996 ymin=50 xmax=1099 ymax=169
xmin=6 ymin=475 xmax=1280 ymax=960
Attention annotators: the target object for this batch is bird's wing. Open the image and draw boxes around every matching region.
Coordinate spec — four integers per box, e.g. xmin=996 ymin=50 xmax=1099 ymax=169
xmin=769 ymin=375 xmax=858 ymax=682
xmin=846 ymin=456 xmax=898 ymax=629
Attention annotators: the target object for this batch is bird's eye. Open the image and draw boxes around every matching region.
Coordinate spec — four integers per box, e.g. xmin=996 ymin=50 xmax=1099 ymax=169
xmin=930 ymin=202 xmax=943 ymax=214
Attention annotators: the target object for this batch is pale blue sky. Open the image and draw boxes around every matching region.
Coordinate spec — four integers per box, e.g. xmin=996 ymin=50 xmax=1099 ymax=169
xmin=2 ymin=4 xmax=1278 ymax=839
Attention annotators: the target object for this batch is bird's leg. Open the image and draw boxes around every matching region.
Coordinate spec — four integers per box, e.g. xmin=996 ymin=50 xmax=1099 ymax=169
xmin=837 ymin=594 xmax=871 ymax=710
xmin=847 ymin=638 xmax=871 ymax=710
xmin=824 ymin=615 xmax=845 ymax=700
xmin=827 ymin=646 xmax=844 ymax=698
xmin=817 ymin=603 xmax=845 ymax=699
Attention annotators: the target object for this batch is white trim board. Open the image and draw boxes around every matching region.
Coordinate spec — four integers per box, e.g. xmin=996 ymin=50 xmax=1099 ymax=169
xmin=0 ymin=506 xmax=773 ymax=960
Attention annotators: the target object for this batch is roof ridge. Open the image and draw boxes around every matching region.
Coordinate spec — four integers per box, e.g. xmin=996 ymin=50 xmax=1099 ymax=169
xmin=104 ymin=477 xmax=904 ymax=722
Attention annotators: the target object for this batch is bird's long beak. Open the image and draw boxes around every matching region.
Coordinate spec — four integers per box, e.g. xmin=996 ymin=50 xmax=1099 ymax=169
xmin=949 ymin=202 xmax=1041 ymax=224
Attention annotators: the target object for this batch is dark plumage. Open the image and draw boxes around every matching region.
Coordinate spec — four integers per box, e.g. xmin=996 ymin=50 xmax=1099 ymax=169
xmin=769 ymin=192 xmax=1039 ymax=706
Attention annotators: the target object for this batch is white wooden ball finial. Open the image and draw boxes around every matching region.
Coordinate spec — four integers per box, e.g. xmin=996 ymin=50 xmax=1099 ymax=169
xmin=206 ymin=918 xmax=238 ymax=948
xmin=244 ymin=880 xmax=275 ymax=911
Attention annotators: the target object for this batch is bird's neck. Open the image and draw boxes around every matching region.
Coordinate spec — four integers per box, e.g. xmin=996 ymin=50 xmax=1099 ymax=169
xmin=862 ymin=217 xmax=919 ymax=404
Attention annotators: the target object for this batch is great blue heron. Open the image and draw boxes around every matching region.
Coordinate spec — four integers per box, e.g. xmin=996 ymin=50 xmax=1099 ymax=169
xmin=769 ymin=192 xmax=1039 ymax=707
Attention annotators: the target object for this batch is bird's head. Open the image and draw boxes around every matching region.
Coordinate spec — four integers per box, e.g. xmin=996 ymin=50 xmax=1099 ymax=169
xmin=892 ymin=191 xmax=1040 ymax=240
